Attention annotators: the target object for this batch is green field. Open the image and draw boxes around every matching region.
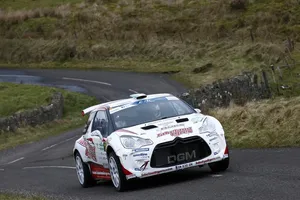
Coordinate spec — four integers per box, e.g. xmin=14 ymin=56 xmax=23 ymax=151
xmin=0 ymin=82 xmax=98 ymax=150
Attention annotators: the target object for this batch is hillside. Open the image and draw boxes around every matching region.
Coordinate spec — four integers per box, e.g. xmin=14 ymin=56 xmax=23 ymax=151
xmin=0 ymin=0 xmax=299 ymax=88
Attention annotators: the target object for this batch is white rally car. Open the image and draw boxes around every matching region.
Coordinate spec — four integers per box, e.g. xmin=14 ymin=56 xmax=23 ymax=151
xmin=73 ymin=93 xmax=229 ymax=191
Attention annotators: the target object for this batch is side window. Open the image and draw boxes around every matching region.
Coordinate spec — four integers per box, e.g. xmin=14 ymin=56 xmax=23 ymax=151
xmin=92 ymin=111 xmax=110 ymax=137
xmin=83 ymin=111 xmax=95 ymax=134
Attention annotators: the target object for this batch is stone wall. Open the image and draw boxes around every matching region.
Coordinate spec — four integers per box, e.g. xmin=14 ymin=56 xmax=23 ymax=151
xmin=0 ymin=92 xmax=64 ymax=132
xmin=181 ymin=71 xmax=272 ymax=113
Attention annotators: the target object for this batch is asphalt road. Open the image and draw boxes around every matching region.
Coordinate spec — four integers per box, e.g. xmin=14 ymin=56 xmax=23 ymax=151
xmin=0 ymin=69 xmax=299 ymax=200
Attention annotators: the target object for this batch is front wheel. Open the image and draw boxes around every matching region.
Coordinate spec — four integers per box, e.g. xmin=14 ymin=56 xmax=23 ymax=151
xmin=208 ymin=147 xmax=230 ymax=172
xmin=208 ymin=157 xmax=229 ymax=172
xmin=108 ymin=151 xmax=128 ymax=192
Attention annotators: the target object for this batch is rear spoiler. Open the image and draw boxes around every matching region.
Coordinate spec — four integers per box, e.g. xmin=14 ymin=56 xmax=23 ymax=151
xmin=81 ymin=104 xmax=104 ymax=116
xmin=81 ymin=99 xmax=122 ymax=116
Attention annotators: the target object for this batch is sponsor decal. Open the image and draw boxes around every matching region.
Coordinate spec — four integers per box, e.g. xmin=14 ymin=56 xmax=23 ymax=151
xmin=91 ymin=131 xmax=99 ymax=136
xmin=132 ymin=97 xmax=167 ymax=105
xmin=103 ymin=163 xmax=109 ymax=168
xmin=157 ymin=127 xmax=193 ymax=137
xmin=167 ymin=150 xmax=196 ymax=164
xmin=85 ymin=139 xmax=97 ymax=162
xmin=134 ymin=168 xmax=141 ymax=171
xmin=92 ymin=171 xmax=110 ymax=175
xmin=160 ymin=123 xmax=184 ymax=131
xmin=78 ymin=139 xmax=86 ymax=147
xmin=140 ymin=161 xmax=149 ymax=171
xmin=90 ymin=163 xmax=111 ymax=180
xmin=209 ymin=137 xmax=218 ymax=142
xmin=206 ymin=132 xmax=218 ymax=137
xmin=176 ymin=162 xmax=193 ymax=170
xmin=126 ymin=174 xmax=136 ymax=179
xmin=133 ymin=153 xmax=148 ymax=157
xmin=96 ymin=143 xmax=105 ymax=151
xmin=132 ymin=148 xmax=150 ymax=153
xmin=142 ymin=167 xmax=173 ymax=177
xmin=196 ymin=157 xmax=219 ymax=165
xmin=213 ymin=144 xmax=220 ymax=155
xmin=156 ymin=121 xmax=173 ymax=126
xmin=99 ymin=156 xmax=107 ymax=160
xmin=110 ymin=104 xmax=135 ymax=114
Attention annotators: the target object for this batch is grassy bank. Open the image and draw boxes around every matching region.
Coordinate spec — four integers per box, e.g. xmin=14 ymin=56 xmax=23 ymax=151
xmin=0 ymin=0 xmax=299 ymax=88
xmin=0 ymin=82 xmax=98 ymax=150
xmin=211 ymin=96 xmax=300 ymax=148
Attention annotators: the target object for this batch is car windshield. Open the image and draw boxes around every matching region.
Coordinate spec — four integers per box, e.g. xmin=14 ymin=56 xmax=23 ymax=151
xmin=110 ymin=97 xmax=195 ymax=129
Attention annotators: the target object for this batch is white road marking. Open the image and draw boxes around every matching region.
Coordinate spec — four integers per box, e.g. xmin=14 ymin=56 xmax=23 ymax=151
xmin=129 ymin=89 xmax=138 ymax=94
xmin=0 ymin=169 xmax=4 ymax=171
xmin=211 ymin=174 xmax=223 ymax=178
xmin=7 ymin=157 xmax=24 ymax=165
xmin=23 ymin=166 xmax=76 ymax=170
xmin=42 ymin=136 xmax=78 ymax=151
xmin=62 ymin=77 xmax=112 ymax=86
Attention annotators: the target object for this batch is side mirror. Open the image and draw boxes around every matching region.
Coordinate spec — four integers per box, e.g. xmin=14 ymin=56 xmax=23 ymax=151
xmin=91 ymin=130 xmax=102 ymax=138
xmin=194 ymin=108 xmax=201 ymax=113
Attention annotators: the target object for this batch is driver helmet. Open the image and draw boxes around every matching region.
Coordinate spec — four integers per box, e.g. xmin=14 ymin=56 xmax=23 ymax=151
xmin=115 ymin=114 xmax=127 ymax=128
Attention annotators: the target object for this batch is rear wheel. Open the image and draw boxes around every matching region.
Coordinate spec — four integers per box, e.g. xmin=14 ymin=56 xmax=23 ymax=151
xmin=108 ymin=151 xmax=128 ymax=192
xmin=75 ymin=152 xmax=96 ymax=188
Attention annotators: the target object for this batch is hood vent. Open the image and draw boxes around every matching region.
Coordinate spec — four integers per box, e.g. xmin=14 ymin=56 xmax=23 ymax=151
xmin=141 ymin=125 xmax=157 ymax=130
xmin=176 ymin=118 xmax=189 ymax=123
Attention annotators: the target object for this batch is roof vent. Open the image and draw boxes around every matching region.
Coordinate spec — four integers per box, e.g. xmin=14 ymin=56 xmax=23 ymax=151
xmin=130 ymin=93 xmax=147 ymax=99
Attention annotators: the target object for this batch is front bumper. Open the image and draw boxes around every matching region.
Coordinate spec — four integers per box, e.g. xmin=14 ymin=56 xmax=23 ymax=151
xmin=120 ymin=135 xmax=228 ymax=180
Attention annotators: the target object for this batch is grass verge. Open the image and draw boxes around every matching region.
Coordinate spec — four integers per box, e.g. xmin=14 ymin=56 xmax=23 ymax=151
xmin=211 ymin=96 xmax=300 ymax=148
xmin=0 ymin=82 xmax=98 ymax=151
xmin=0 ymin=193 xmax=46 ymax=200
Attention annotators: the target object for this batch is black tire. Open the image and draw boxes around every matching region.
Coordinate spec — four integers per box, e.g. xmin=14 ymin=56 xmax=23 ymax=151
xmin=208 ymin=147 xmax=230 ymax=172
xmin=208 ymin=157 xmax=229 ymax=172
xmin=108 ymin=151 xmax=129 ymax=192
xmin=75 ymin=152 xmax=96 ymax=188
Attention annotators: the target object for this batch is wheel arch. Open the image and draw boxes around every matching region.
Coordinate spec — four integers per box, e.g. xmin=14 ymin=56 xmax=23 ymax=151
xmin=74 ymin=149 xmax=80 ymax=158
xmin=106 ymin=145 xmax=114 ymax=156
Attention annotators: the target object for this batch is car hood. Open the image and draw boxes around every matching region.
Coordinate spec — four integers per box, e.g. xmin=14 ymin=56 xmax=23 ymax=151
xmin=114 ymin=113 xmax=207 ymax=143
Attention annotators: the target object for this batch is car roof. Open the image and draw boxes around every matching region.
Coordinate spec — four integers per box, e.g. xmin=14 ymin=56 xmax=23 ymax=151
xmin=81 ymin=93 xmax=175 ymax=116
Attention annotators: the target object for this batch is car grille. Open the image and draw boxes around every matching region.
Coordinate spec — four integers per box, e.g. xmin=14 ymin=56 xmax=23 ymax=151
xmin=150 ymin=136 xmax=211 ymax=168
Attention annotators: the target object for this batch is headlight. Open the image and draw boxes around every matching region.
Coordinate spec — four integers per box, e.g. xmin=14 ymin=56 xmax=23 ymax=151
xmin=120 ymin=136 xmax=153 ymax=149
